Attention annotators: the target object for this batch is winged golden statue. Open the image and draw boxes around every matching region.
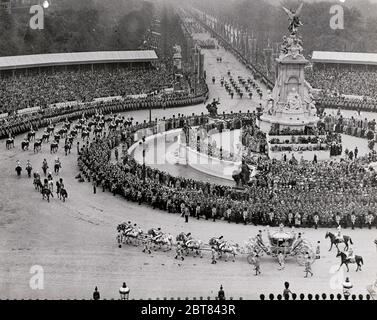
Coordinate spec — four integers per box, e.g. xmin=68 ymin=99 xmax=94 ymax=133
xmin=282 ymin=2 xmax=304 ymax=35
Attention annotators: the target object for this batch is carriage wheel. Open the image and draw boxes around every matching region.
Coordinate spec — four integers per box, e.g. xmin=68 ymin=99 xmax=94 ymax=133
xmin=296 ymin=252 xmax=306 ymax=266
xmin=296 ymin=246 xmax=315 ymax=266
xmin=247 ymin=253 xmax=255 ymax=265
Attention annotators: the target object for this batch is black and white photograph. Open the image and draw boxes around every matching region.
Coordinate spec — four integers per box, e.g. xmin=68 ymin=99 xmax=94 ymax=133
xmin=1 ymin=0 xmax=377 ymax=306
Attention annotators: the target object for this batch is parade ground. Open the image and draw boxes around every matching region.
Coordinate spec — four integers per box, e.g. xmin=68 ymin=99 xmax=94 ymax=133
xmin=1 ymin=34 xmax=376 ymax=300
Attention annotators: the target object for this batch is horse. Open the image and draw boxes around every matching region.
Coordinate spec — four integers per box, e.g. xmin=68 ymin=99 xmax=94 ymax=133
xmin=41 ymin=188 xmax=53 ymax=202
xmin=59 ymin=188 xmax=68 ymax=202
xmin=21 ymin=140 xmax=29 ymax=151
xmin=176 ymin=233 xmax=203 ymax=258
xmin=123 ymin=226 xmax=144 ymax=246
xmin=47 ymin=179 xmax=54 ymax=192
xmin=6 ymin=137 xmax=14 ymax=149
xmin=15 ymin=165 xmax=22 ymax=177
xmin=81 ymin=130 xmax=90 ymax=140
xmin=63 ymin=121 xmax=71 ymax=131
xmin=42 ymin=132 xmax=50 ymax=143
xmin=70 ymin=129 xmax=78 ymax=138
xmin=98 ymin=120 xmax=105 ymax=128
xmin=94 ymin=126 xmax=102 ymax=136
xmin=209 ymin=237 xmax=240 ymax=262
xmin=34 ymin=140 xmax=42 ymax=153
xmin=64 ymin=142 xmax=71 ymax=155
xmin=87 ymin=120 xmax=96 ymax=128
xmin=50 ymin=141 xmax=59 ymax=154
xmin=54 ymin=133 xmax=61 ymax=144
xmin=26 ymin=165 xmax=33 ymax=178
xmin=67 ymin=135 xmax=74 ymax=145
xmin=336 ymin=251 xmax=363 ymax=272
xmin=58 ymin=128 xmax=67 ymax=138
xmin=325 ymin=232 xmax=353 ymax=252
xmin=147 ymin=230 xmax=174 ymax=251
xmin=109 ymin=123 xmax=117 ymax=131
xmin=27 ymin=131 xmax=35 ymax=141
xmin=34 ymin=177 xmax=43 ymax=191
xmin=54 ymin=162 xmax=61 ymax=175
xmin=47 ymin=125 xmax=55 ymax=135
xmin=75 ymin=123 xmax=83 ymax=132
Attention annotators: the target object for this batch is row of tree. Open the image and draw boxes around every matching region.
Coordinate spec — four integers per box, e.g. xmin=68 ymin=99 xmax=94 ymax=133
xmin=0 ymin=0 xmax=155 ymax=56
xmin=188 ymin=0 xmax=377 ymax=55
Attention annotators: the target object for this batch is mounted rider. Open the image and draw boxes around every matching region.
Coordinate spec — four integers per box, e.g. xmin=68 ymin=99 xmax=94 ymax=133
xmin=26 ymin=160 xmax=33 ymax=178
xmin=182 ymin=232 xmax=193 ymax=247
xmin=123 ymin=221 xmax=133 ymax=235
xmin=292 ymin=232 xmax=303 ymax=251
xmin=255 ymin=230 xmax=268 ymax=252
xmin=336 ymin=225 xmax=343 ymax=242
xmin=213 ymin=236 xmax=226 ymax=251
xmin=151 ymin=227 xmax=163 ymax=242
xmin=350 ymin=212 xmax=356 ymax=229
xmin=15 ymin=160 xmax=22 ymax=176
xmin=346 ymin=244 xmax=355 ymax=261
xmin=54 ymin=157 xmax=62 ymax=173
xmin=42 ymin=159 xmax=49 ymax=176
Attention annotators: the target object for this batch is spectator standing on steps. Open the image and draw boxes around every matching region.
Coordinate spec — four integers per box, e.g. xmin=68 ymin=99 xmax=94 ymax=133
xmin=93 ymin=286 xmax=100 ymax=300
xmin=218 ymin=285 xmax=225 ymax=300
xmin=343 ymin=277 xmax=353 ymax=299
xmin=184 ymin=206 xmax=190 ymax=223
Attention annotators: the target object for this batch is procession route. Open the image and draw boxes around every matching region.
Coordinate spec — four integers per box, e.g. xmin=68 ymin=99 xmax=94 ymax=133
xmin=0 ymin=33 xmax=376 ymax=300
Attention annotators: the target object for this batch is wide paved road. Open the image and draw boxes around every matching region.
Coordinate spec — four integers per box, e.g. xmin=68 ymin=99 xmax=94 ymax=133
xmin=0 ymin=33 xmax=376 ymax=300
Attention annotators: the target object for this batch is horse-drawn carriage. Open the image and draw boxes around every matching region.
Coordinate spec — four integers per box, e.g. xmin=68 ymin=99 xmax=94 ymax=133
xmin=116 ymin=222 xmax=315 ymax=267
xmin=243 ymin=225 xmax=316 ymax=266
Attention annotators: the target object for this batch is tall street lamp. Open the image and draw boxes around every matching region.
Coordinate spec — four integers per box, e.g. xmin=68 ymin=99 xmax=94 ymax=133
xmin=139 ymin=136 xmax=146 ymax=182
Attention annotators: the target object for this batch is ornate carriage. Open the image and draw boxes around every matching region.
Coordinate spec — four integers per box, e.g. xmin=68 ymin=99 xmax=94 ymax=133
xmin=244 ymin=225 xmax=316 ymax=266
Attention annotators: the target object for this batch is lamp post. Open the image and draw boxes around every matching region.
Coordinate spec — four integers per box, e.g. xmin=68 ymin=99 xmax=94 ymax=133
xmin=139 ymin=136 xmax=146 ymax=182
xmin=119 ymin=282 xmax=130 ymax=300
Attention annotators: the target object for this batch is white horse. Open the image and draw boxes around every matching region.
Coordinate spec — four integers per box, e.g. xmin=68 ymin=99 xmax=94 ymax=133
xmin=209 ymin=237 xmax=240 ymax=262
xmin=48 ymin=179 xmax=54 ymax=192
xmin=150 ymin=233 xmax=174 ymax=252
xmin=124 ymin=227 xmax=144 ymax=246
xmin=367 ymin=276 xmax=377 ymax=300
xmin=176 ymin=233 xmax=204 ymax=258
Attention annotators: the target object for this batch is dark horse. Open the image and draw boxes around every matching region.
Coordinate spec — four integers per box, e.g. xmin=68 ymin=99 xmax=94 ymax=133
xmin=41 ymin=188 xmax=53 ymax=202
xmin=336 ymin=251 xmax=363 ymax=272
xmin=59 ymin=188 xmax=68 ymax=202
xmin=34 ymin=140 xmax=42 ymax=153
xmin=27 ymin=131 xmax=35 ymax=141
xmin=34 ymin=177 xmax=43 ymax=191
xmin=50 ymin=141 xmax=59 ymax=154
xmin=21 ymin=140 xmax=29 ymax=151
xmin=325 ymin=231 xmax=353 ymax=252
xmin=6 ymin=137 xmax=14 ymax=149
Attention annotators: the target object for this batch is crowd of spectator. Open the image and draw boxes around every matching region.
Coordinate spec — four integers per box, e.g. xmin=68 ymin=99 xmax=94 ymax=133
xmin=306 ymin=66 xmax=377 ymax=112
xmin=306 ymin=66 xmax=377 ymax=98
xmin=0 ymin=67 xmax=176 ymax=114
xmin=319 ymin=112 xmax=376 ymax=141
xmin=77 ymin=113 xmax=377 ymax=229
xmin=0 ymin=85 xmax=208 ymax=140
xmin=317 ymin=95 xmax=377 ymax=113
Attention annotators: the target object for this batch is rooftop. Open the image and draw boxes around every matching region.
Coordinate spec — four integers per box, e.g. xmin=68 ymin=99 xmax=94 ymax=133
xmin=312 ymin=51 xmax=377 ymax=66
xmin=0 ymin=50 xmax=158 ymax=71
